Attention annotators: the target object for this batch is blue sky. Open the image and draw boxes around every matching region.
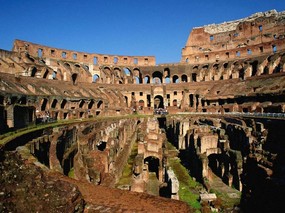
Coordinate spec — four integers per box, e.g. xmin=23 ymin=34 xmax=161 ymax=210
xmin=1 ymin=0 xmax=284 ymax=64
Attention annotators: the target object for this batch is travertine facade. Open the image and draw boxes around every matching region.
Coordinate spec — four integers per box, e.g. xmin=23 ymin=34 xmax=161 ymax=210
xmin=1 ymin=10 xmax=285 ymax=212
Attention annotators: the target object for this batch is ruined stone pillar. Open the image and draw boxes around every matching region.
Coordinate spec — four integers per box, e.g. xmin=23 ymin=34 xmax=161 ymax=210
xmin=193 ymin=97 xmax=197 ymax=111
xmin=178 ymin=135 xmax=185 ymax=150
xmin=201 ymin=155 xmax=208 ymax=178
xmin=49 ymin=134 xmax=63 ymax=173
xmin=6 ymin=105 xmax=14 ymax=128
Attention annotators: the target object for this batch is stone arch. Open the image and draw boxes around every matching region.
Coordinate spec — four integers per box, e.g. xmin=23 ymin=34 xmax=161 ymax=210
xmin=154 ymin=95 xmax=164 ymax=109
xmin=64 ymin=62 xmax=71 ymax=70
xmin=31 ymin=67 xmax=38 ymax=77
xmin=93 ymin=74 xmax=100 ymax=83
xmin=189 ymin=94 xmax=194 ymax=107
xmin=125 ymin=96 xmax=128 ymax=107
xmin=97 ymin=100 xmax=103 ymax=109
xmin=79 ymin=100 xmax=85 ymax=108
xmin=61 ymin=99 xmax=67 ymax=109
xmin=164 ymin=68 xmax=171 ymax=83
xmin=123 ymin=67 xmax=132 ymax=76
xmin=51 ymin=99 xmax=58 ymax=109
xmin=88 ymin=100 xmax=95 ymax=109
xmin=82 ymin=64 xmax=89 ymax=71
xmin=40 ymin=98 xmax=48 ymax=111
xmin=42 ymin=69 xmax=49 ymax=79
xmin=133 ymin=68 xmax=142 ymax=84
xmin=172 ymin=75 xmax=179 ymax=83
xmin=250 ymin=60 xmax=259 ymax=76
xmin=152 ymin=71 xmax=163 ymax=84
xmin=144 ymin=75 xmax=150 ymax=84
xmin=181 ymin=74 xmax=188 ymax=82
xmin=144 ymin=156 xmax=160 ymax=179
xmin=138 ymin=100 xmax=144 ymax=110
xmin=71 ymin=73 xmax=78 ymax=85
xmin=192 ymin=73 xmax=197 ymax=82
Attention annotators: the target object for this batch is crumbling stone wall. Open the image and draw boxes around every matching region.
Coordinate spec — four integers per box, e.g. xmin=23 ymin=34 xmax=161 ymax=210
xmin=182 ymin=10 xmax=285 ymax=64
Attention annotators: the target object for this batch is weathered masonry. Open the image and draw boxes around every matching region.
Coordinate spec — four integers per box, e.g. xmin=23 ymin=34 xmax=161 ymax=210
xmin=1 ymin=9 xmax=285 ymax=213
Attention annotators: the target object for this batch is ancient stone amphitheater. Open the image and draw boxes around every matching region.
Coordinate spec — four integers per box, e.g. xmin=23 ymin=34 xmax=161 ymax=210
xmin=1 ymin=10 xmax=285 ymax=213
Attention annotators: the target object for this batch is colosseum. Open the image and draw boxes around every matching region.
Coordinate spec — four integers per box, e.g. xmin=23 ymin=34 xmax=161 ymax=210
xmin=1 ymin=9 xmax=285 ymax=212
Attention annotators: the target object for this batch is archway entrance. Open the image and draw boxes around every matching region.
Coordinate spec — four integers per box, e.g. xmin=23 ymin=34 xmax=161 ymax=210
xmin=144 ymin=156 xmax=160 ymax=179
xmin=154 ymin=95 xmax=164 ymax=109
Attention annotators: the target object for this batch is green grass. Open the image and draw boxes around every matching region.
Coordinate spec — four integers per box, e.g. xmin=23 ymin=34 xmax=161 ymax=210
xmin=209 ymin=188 xmax=241 ymax=209
xmin=168 ymin=155 xmax=202 ymax=210
xmin=116 ymin=141 xmax=138 ymax=186
xmin=68 ymin=167 xmax=75 ymax=178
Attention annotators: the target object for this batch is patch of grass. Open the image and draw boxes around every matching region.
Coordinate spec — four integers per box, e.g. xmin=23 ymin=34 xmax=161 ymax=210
xmin=116 ymin=142 xmax=138 ymax=186
xmin=209 ymin=188 xmax=241 ymax=209
xmin=168 ymin=156 xmax=202 ymax=210
xmin=68 ymin=167 xmax=75 ymax=178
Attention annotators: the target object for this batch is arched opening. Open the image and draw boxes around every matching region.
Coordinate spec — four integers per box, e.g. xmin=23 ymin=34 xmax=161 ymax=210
xmin=172 ymin=75 xmax=179 ymax=83
xmin=192 ymin=73 xmax=197 ymax=82
xmin=123 ymin=67 xmax=131 ymax=76
xmin=144 ymin=75 xmax=150 ymax=84
xmin=43 ymin=69 xmax=49 ymax=79
xmin=134 ymin=68 xmax=142 ymax=84
xmin=34 ymin=141 xmax=50 ymax=167
xmin=164 ymin=68 xmax=170 ymax=77
xmin=208 ymin=153 xmax=223 ymax=179
xmin=72 ymin=73 xmax=78 ymax=85
xmin=273 ymin=63 xmax=281 ymax=73
xmin=97 ymin=100 xmax=103 ymax=109
xmin=263 ymin=66 xmax=269 ymax=75
xmin=250 ymin=61 xmax=259 ymax=76
xmin=31 ymin=67 xmax=37 ymax=77
xmin=173 ymin=99 xmax=178 ymax=107
xmin=144 ymin=156 xmax=160 ymax=179
xmin=154 ymin=95 xmax=164 ymax=109
xmin=63 ymin=150 xmax=77 ymax=177
xmin=93 ymin=57 xmax=98 ymax=65
xmin=135 ymin=76 xmax=140 ymax=84
xmin=181 ymin=74 xmax=188 ymax=82
xmin=125 ymin=96 xmax=128 ymax=107
xmin=51 ymin=99 xmax=58 ymax=109
xmin=114 ymin=57 xmax=118 ymax=64
xmin=79 ymin=100 xmax=85 ymax=108
xmin=82 ymin=65 xmax=89 ymax=71
xmin=138 ymin=100 xmax=144 ymax=110
xmin=152 ymin=71 xmax=163 ymax=84
xmin=189 ymin=94 xmax=194 ymax=107
xmin=239 ymin=68 xmax=245 ymax=80
xmin=272 ymin=45 xmax=277 ymax=53
xmin=52 ymin=71 xmax=57 ymax=79
xmin=41 ymin=98 xmax=48 ymax=111
xmin=18 ymin=97 xmax=27 ymax=105
xmin=93 ymin=74 xmax=100 ymax=83
xmin=164 ymin=68 xmax=170 ymax=83
xmin=88 ymin=100 xmax=94 ymax=109
xmin=38 ymin=48 xmax=43 ymax=58
xmin=64 ymin=62 xmax=71 ymax=70
xmin=61 ymin=99 xmax=67 ymax=109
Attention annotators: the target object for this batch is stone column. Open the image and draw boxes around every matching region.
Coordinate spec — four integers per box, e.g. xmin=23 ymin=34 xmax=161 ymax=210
xmin=201 ymin=155 xmax=208 ymax=178
xmin=49 ymin=134 xmax=63 ymax=173
xmin=6 ymin=105 xmax=14 ymax=128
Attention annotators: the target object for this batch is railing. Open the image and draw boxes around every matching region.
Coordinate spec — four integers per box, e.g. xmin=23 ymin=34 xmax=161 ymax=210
xmin=176 ymin=111 xmax=285 ymax=119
